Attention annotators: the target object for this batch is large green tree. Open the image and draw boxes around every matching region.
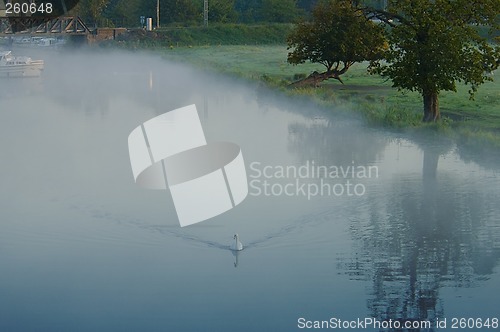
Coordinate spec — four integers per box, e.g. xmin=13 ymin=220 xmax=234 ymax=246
xmin=368 ymin=0 xmax=500 ymax=122
xmin=287 ymin=0 xmax=386 ymax=86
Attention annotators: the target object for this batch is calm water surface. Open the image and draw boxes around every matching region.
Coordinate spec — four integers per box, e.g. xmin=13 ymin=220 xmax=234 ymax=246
xmin=0 ymin=49 xmax=499 ymax=331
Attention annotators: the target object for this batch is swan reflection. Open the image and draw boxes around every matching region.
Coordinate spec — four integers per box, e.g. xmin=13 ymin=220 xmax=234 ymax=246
xmin=231 ymin=250 xmax=241 ymax=268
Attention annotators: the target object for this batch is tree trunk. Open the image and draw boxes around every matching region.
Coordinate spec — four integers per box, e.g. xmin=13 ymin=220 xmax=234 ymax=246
xmin=422 ymin=91 xmax=440 ymax=122
xmin=422 ymin=148 xmax=439 ymax=180
xmin=290 ymin=70 xmax=344 ymax=88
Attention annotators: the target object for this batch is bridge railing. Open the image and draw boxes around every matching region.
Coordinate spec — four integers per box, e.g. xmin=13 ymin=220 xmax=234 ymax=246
xmin=0 ymin=16 xmax=92 ymax=35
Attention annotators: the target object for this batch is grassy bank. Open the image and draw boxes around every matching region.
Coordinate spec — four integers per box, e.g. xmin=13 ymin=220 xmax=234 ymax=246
xmin=159 ymin=45 xmax=500 ymax=146
xmin=106 ymin=36 xmax=500 ymax=149
xmin=111 ymin=24 xmax=293 ymax=48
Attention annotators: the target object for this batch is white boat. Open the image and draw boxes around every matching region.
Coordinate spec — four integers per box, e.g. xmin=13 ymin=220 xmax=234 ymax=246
xmin=0 ymin=51 xmax=44 ymax=78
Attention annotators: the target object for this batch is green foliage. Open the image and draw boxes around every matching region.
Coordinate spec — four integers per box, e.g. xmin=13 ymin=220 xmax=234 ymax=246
xmin=76 ymin=0 xmax=224 ymax=27
xmin=364 ymin=105 xmax=423 ymax=127
xmin=160 ymin=0 xmax=199 ymax=24
xmin=369 ymin=0 xmax=500 ymax=98
xmin=104 ymin=0 xmax=141 ymax=27
xmin=207 ymin=0 xmax=238 ymax=23
xmin=287 ymin=0 xmax=386 ymax=78
xmin=72 ymin=0 xmax=110 ymax=25
xmin=114 ymin=24 xmax=292 ymax=47
xmin=296 ymin=0 xmax=319 ymax=13
xmin=234 ymin=0 xmax=300 ymax=23
xmin=71 ymin=0 xmax=401 ymax=27
xmin=234 ymin=0 xmax=262 ymax=23
xmin=261 ymin=0 xmax=300 ymax=23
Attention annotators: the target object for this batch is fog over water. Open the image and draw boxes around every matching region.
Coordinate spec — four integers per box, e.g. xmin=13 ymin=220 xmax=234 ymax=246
xmin=1 ymin=48 xmax=499 ymax=331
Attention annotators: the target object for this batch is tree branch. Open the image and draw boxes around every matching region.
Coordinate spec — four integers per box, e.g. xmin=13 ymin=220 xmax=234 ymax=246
xmin=362 ymin=7 xmax=413 ymax=29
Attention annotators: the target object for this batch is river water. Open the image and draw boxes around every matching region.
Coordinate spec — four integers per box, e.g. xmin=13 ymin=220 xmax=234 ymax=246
xmin=0 ymin=49 xmax=499 ymax=331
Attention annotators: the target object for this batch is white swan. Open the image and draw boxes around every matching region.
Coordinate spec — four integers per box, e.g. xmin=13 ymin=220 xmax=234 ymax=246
xmin=230 ymin=233 xmax=243 ymax=251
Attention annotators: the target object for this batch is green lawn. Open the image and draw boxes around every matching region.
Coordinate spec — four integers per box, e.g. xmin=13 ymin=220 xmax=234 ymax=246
xmin=159 ymin=45 xmax=500 ymax=147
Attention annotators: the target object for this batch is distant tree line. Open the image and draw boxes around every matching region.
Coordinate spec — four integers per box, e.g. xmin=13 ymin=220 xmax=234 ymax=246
xmin=69 ymin=0 xmax=391 ymax=27
xmin=69 ymin=0 xmax=307 ymax=27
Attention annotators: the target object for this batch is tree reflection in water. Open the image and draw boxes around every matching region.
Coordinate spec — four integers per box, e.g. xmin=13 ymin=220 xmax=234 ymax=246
xmin=288 ymin=118 xmax=500 ymax=328
xmin=343 ymin=143 xmax=500 ymax=327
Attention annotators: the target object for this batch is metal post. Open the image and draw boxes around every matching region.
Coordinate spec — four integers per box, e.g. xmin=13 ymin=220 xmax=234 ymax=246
xmin=156 ymin=0 xmax=160 ymax=28
xmin=203 ymin=0 xmax=208 ymax=27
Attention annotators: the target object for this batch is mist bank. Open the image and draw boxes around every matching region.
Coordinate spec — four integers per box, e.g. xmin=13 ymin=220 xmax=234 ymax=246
xmin=92 ymin=41 xmax=500 ymax=167
xmin=142 ymin=45 xmax=500 ymax=151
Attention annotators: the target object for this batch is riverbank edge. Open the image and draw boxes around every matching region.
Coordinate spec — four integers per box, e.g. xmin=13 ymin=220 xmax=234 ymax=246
xmin=100 ymin=36 xmax=500 ymax=159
